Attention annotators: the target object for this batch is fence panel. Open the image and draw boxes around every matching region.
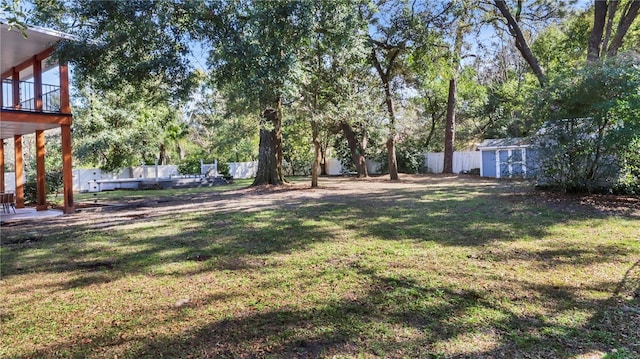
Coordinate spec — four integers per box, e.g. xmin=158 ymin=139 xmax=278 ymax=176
xmin=424 ymin=151 xmax=481 ymax=174
xmin=228 ymin=162 xmax=258 ymax=179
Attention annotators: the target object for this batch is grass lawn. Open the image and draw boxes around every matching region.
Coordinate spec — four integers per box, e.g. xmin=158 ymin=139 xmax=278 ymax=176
xmin=1 ymin=175 xmax=639 ymax=358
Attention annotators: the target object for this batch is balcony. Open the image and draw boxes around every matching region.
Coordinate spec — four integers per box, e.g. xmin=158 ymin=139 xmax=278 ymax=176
xmin=2 ymin=78 xmax=62 ymax=113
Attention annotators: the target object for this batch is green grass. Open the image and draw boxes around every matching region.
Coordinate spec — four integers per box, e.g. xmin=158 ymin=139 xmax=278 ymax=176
xmin=2 ymin=175 xmax=639 ymax=358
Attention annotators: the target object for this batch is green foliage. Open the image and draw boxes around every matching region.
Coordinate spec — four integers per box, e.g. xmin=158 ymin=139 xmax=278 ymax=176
xmin=177 ymin=153 xmax=204 ymax=176
xmin=217 ymin=160 xmax=230 ymax=177
xmin=1 ymin=0 xmax=29 ymax=33
xmin=375 ymin=140 xmax=425 ymax=175
xmin=535 ymin=54 xmax=640 ymax=193
xmin=72 ymin=84 xmax=185 ymax=172
xmin=21 ymin=133 xmax=64 ymax=203
xmin=208 ymin=0 xmax=315 ymax=111
xmin=282 ymin=114 xmax=313 ymax=176
xmin=184 ymin=85 xmax=259 ymax=163
xmin=613 ymin=135 xmax=640 ymax=195
xmin=33 ymin=0 xmax=198 ymax=100
xmin=23 ymin=170 xmax=63 ymax=204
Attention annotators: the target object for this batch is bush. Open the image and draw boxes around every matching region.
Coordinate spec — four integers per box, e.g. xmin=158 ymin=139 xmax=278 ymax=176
xmin=24 ymin=170 xmax=63 ymax=204
xmin=178 ymin=154 xmax=205 ymax=175
xmin=534 ymin=54 xmax=640 ymax=193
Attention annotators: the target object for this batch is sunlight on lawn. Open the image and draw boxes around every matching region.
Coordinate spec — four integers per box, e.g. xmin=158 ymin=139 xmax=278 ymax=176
xmin=2 ymin=176 xmax=638 ymax=358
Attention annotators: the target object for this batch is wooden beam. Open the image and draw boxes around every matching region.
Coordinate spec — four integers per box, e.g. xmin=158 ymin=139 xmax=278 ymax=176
xmin=14 ymin=135 xmax=24 ymax=208
xmin=0 ymin=76 xmax=3 ymax=109
xmin=34 ymin=56 xmax=43 ymax=111
xmin=35 ymin=129 xmax=47 ymax=210
xmin=60 ymin=63 xmax=71 ymax=114
xmin=0 ymin=110 xmax=73 ymax=125
xmin=0 ymin=141 xmax=4 ymax=193
xmin=0 ymin=46 xmax=56 ymax=79
xmin=12 ymin=68 xmax=20 ymax=110
xmin=61 ymin=124 xmax=74 ymax=214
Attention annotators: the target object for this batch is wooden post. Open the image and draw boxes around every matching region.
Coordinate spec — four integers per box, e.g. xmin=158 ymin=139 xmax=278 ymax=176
xmin=0 ymin=141 xmax=4 ymax=193
xmin=60 ymin=63 xmax=71 ymax=113
xmin=61 ymin=125 xmax=74 ymax=214
xmin=0 ymin=75 xmax=4 ymax=109
xmin=14 ymin=135 xmax=24 ymax=208
xmin=12 ymin=67 xmax=20 ymax=110
xmin=34 ymin=56 xmax=43 ymax=111
xmin=36 ymin=130 xmax=47 ymax=210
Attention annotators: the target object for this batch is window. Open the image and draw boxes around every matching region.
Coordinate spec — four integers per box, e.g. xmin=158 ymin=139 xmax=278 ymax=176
xmin=496 ymin=148 xmax=526 ymax=178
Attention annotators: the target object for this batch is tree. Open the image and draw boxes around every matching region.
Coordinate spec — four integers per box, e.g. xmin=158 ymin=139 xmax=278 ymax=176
xmin=184 ymin=82 xmax=259 ymax=164
xmin=1 ymin=0 xmax=29 ymax=33
xmin=587 ymin=0 xmax=640 ymax=62
xmin=368 ymin=0 xmax=430 ymax=180
xmin=535 ymin=53 xmax=640 ymax=192
xmin=297 ymin=0 xmax=371 ymax=185
xmin=72 ymin=83 xmax=184 ymax=172
xmin=490 ymin=0 xmax=547 ymax=86
xmin=32 ymin=0 xmax=199 ymax=101
xmin=206 ymin=0 xmax=314 ymax=186
xmin=442 ymin=2 xmax=472 ymax=173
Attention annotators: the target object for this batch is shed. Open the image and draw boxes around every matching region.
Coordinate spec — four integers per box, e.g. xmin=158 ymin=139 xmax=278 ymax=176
xmin=477 ymin=138 xmax=537 ymax=178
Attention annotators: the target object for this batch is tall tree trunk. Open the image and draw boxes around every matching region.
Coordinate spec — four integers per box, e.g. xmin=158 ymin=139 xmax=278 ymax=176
xmin=443 ymin=78 xmax=457 ymax=174
xmin=178 ymin=143 xmax=185 ymax=161
xmin=443 ymin=11 xmax=466 ymax=174
xmin=311 ymin=121 xmax=321 ymax=188
xmin=602 ymin=1 xmax=619 ymax=53
xmin=494 ymin=0 xmax=546 ymax=86
xmin=158 ymin=143 xmax=166 ymax=165
xmin=320 ymin=142 xmax=327 ymax=175
xmin=341 ymin=121 xmax=368 ymax=178
xmin=425 ymin=112 xmax=438 ymax=149
xmin=252 ymin=97 xmax=285 ymax=186
xmin=371 ymin=47 xmax=400 ymax=180
xmin=606 ymin=0 xmax=640 ymax=58
xmin=588 ymin=0 xmax=608 ymax=63
xmin=383 ymin=83 xmax=399 ymax=180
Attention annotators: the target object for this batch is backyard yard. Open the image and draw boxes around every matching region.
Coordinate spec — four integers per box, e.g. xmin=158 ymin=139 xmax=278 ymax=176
xmin=1 ymin=175 xmax=639 ymax=358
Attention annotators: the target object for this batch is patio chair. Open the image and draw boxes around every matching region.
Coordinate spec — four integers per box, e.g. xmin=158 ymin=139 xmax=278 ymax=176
xmin=1 ymin=192 xmax=16 ymax=214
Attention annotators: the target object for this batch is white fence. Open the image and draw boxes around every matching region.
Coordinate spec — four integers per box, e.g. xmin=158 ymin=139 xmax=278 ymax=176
xmin=228 ymin=161 xmax=258 ymax=179
xmin=1 ymin=152 xmax=483 ymax=193
xmin=423 ymin=151 xmax=481 ymax=174
xmin=325 ymin=152 xmax=480 ymax=175
xmin=74 ymin=165 xmax=180 ymax=192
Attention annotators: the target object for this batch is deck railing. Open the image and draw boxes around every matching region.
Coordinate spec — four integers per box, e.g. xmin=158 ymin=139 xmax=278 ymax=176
xmin=1 ymin=79 xmax=61 ymax=113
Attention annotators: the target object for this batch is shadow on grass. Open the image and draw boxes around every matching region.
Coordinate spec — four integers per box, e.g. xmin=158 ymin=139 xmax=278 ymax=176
xmin=23 ymin=263 xmax=640 ymax=358
xmin=1 ymin=176 xmax=638 ymax=358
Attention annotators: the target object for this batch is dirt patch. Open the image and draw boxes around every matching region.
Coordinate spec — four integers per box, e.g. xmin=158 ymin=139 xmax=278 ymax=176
xmin=3 ymin=175 xmax=638 ymax=234
xmin=513 ymin=188 xmax=640 ymax=218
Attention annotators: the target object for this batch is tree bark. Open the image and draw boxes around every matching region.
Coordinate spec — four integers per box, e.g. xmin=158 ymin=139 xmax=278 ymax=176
xmin=443 ymin=11 xmax=466 ymax=174
xmin=371 ymin=47 xmax=400 ymax=180
xmin=341 ymin=121 xmax=368 ymax=178
xmin=494 ymin=0 xmax=546 ymax=86
xmin=311 ymin=121 xmax=321 ymax=188
xmin=606 ymin=0 xmax=640 ymax=58
xmin=443 ymin=78 xmax=457 ymax=174
xmin=252 ymin=97 xmax=285 ymax=186
xmin=383 ymin=83 xmax=399 ymax=180
xmin=320 ymin=142 xmax=327 ymax=175
xmin=588 ymin=0 xmax=608 ymax=63
xmin=158 ymin=143 xmax=167 ymax=165
xmin=602 ymin=1 xmax=619 ymax=54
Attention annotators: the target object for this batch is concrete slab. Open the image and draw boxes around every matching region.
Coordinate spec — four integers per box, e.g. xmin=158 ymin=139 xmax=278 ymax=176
xmin=0 ymin=207 xmax=64 ymax=224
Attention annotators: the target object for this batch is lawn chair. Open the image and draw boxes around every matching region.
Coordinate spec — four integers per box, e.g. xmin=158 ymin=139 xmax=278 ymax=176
xmin=1 ymin=192 xmax=16 ymax=214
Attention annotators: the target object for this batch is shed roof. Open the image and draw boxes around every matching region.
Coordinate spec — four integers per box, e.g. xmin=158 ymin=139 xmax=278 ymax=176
xmin=477 ymin=137 xmax=531 ymax=150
